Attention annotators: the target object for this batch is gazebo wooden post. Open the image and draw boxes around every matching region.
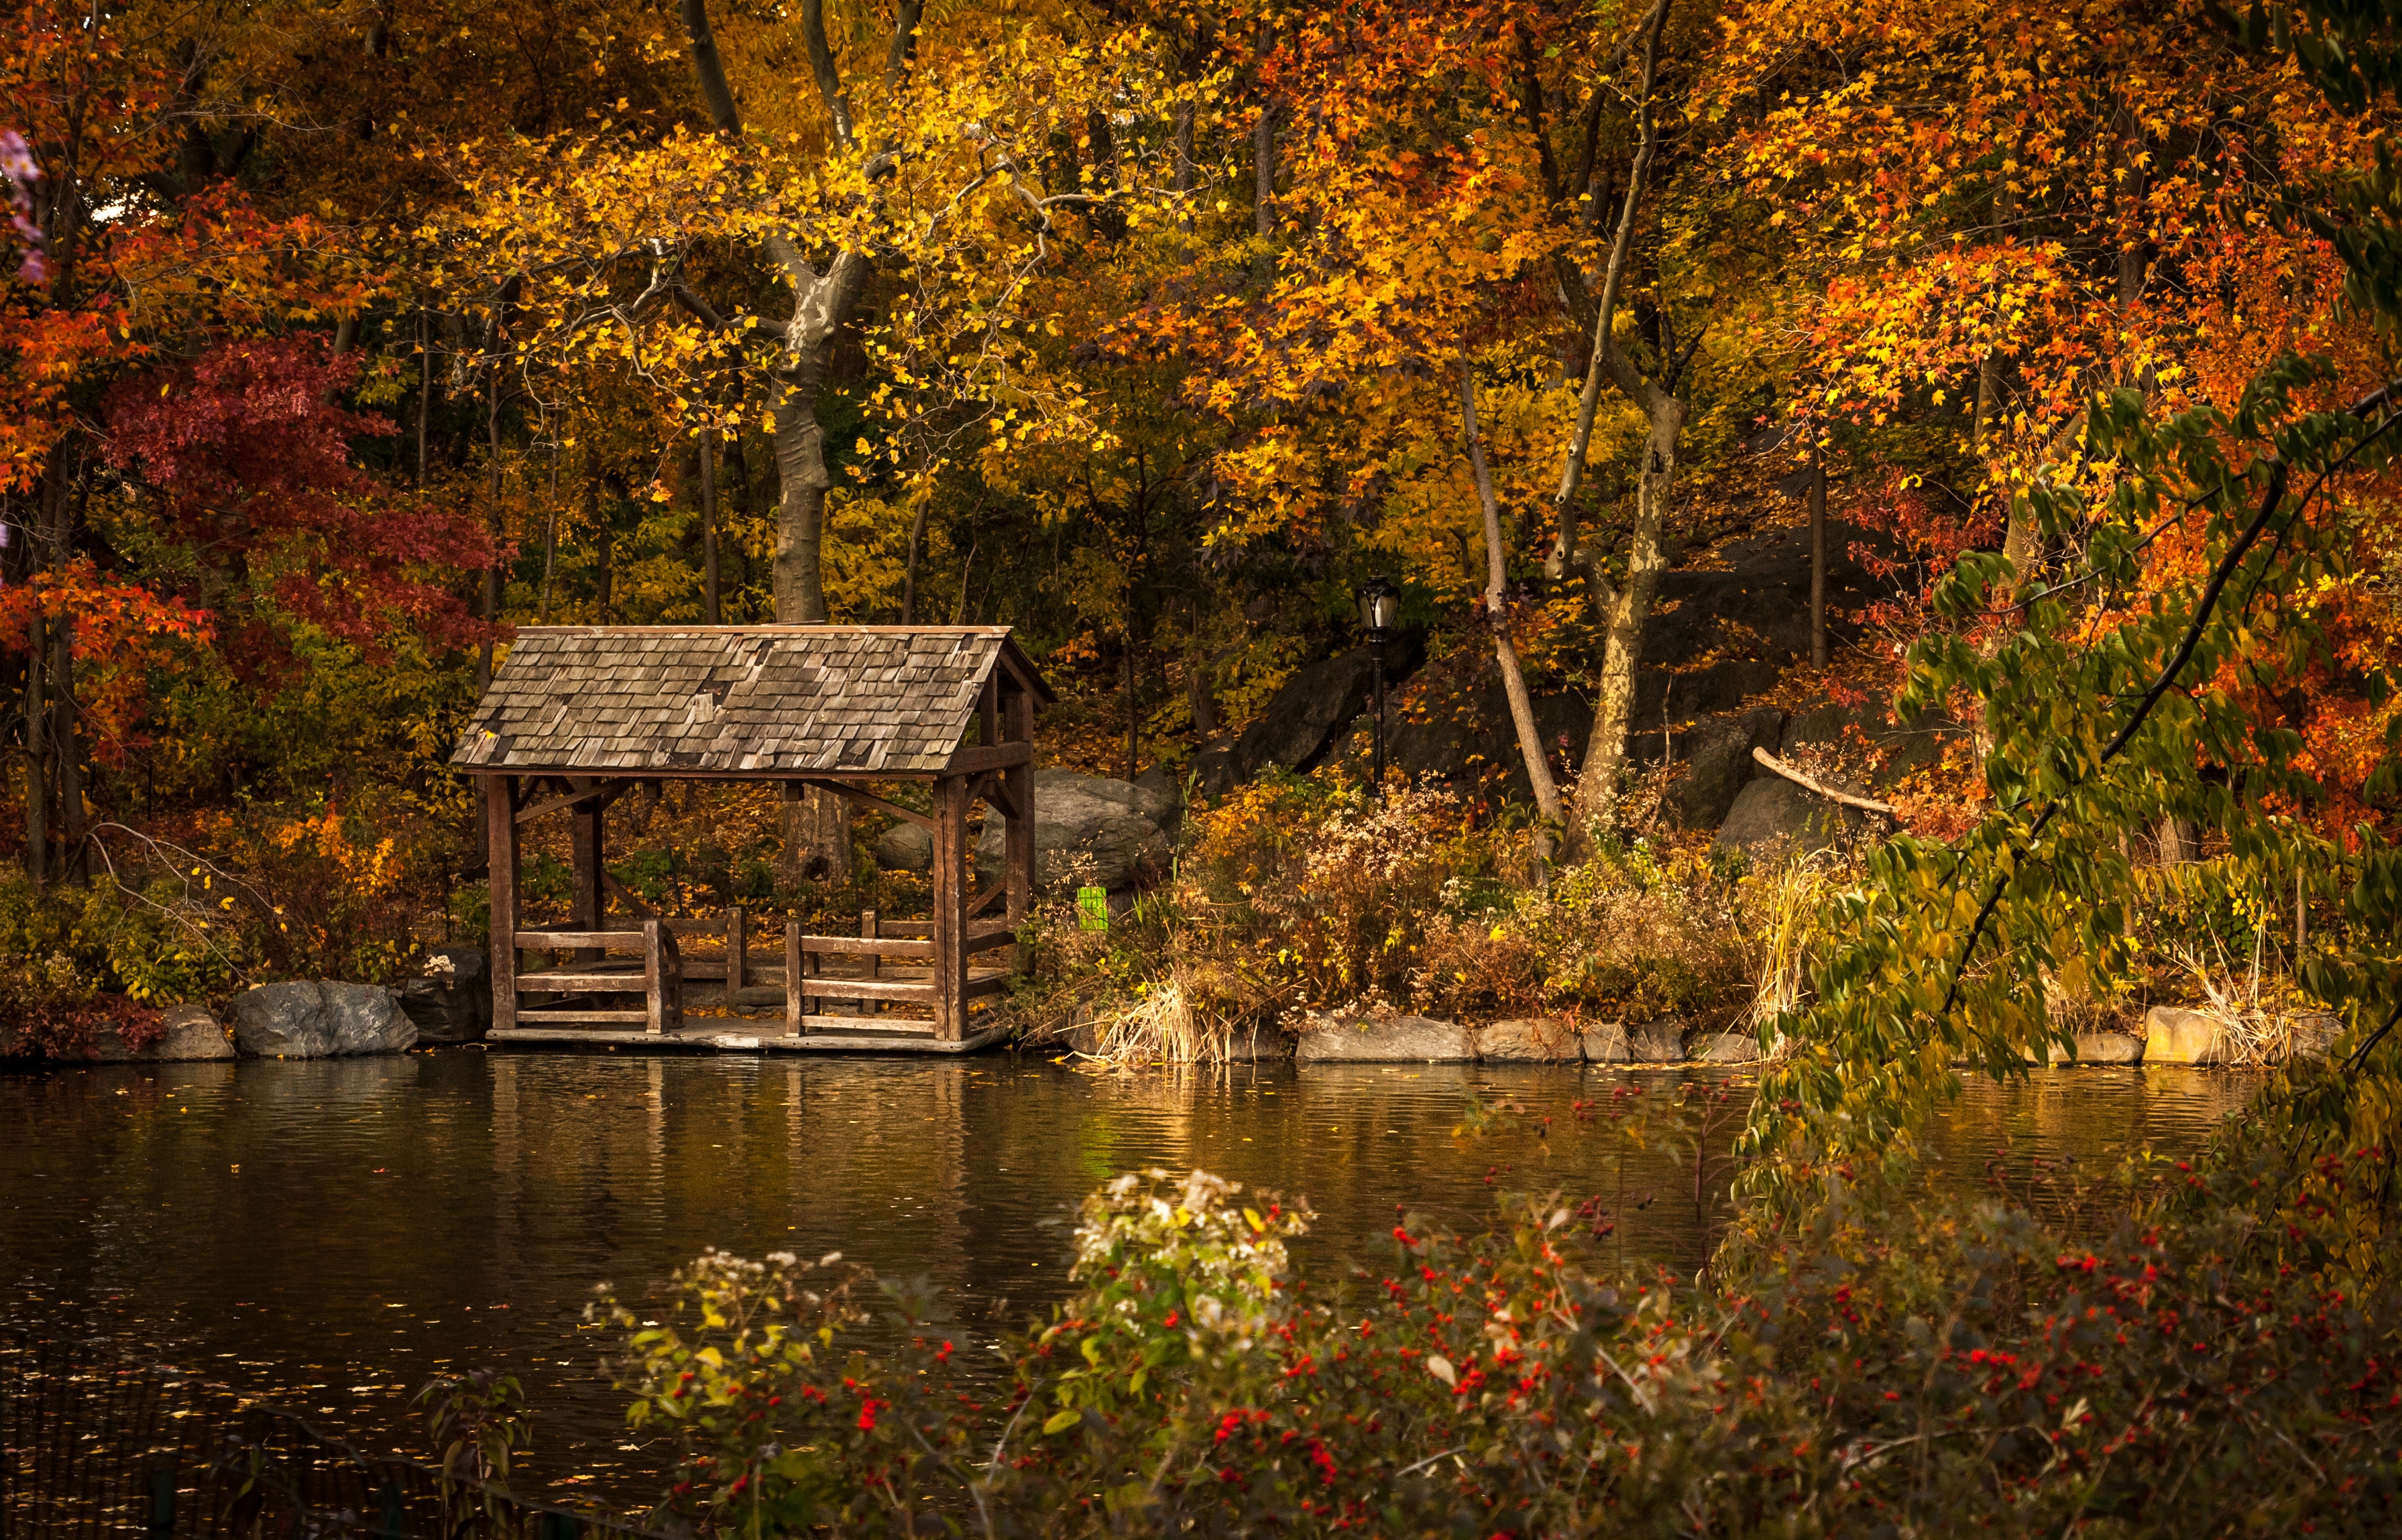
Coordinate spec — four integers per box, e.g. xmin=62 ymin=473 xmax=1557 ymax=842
xmin=931 ymin=770 xmax=969 ymax=1041
xmin=484 ymin=774 xmax=520 ymax=1033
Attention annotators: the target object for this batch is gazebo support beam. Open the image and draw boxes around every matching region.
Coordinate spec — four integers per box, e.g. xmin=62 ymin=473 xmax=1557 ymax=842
xmin=485 ymin=774 xmax=520 ymax=1033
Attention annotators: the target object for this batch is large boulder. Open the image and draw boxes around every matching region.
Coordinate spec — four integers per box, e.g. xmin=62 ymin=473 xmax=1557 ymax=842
xmin=1625 ymin=1020 xmax=1686 ymax=1062
xmin=2143 ymin=1006 xmax=2236 ymax=1065
xmin=1690 ymin=1030 xmax=1762 ymax=1064
xmin=1475 ymin=1018 xmax=1581 ymax=1063
xmin=231 ymin=982 xmax=417 ymax=1058
xmin=2049 ymin=1032 xmax=2144 ymax=1065
xmin=1712 ymin=776 xmax=1864 ymax=857
xmin=398 ymin=949 xmax=490 ymax=1046
xmin=1295 ymin=1010 xmax=1474 ymax=1063
xmin=1581 ymin=1022 xmax=1632 ymax=1063
xmin=88 ymin=1002 xmax=234 ymax=1062
xmin=974 ymin=769 xmax=1171 ymax=892
xmin=874 ymin=821 xmax=933 ymax=872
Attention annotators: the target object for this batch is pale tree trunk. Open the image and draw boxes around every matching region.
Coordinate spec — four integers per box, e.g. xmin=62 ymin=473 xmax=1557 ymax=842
xmin=1461 ymin=361 xmax=1563 ymax=826
xmin=1534 ymin=0 xmax=1686 ymax=837
xmin=1572 ymin=394 xmax=1684 ymax=832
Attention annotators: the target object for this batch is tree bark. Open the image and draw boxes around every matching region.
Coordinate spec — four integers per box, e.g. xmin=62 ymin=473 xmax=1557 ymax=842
xmin=1572 ymin=384 xmax=1684 ymax=832
xmin=1545 ymin=0 xmax=1669 ymax=585
xmin=1461 ymin=359 xmax=1564 ymax=825
xmin=701 ymin=426 xmax=721 ymax=624
xmin=1808 ymin=445 xmax=1828 ymax=669
xmin=477 ymin=369 xmax=504 ymax=693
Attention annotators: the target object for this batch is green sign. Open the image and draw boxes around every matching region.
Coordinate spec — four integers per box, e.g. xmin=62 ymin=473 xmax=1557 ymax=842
xmin=1077 ymin=886 xmax=1109 ymax=932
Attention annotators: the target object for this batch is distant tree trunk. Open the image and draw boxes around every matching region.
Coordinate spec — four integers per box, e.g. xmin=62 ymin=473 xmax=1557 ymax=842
xmin=538 ymin=419 xmax=561 ymax=624
xmin=701 ymin=426 xmax=722 ymax=624
xmin=1809 ymin=445 xmax=1828 ymax=669
xmin=901 ymin=497 xmax=926 ymax=624
xmin=1461 ymin=359 xmax=1563 ymax=827
xmin=1253 ymin=99 xmax=1276 ymax=237
xmin=416 ymin=310 xmax=433 ymax=489
xmin=52 ymin=608 xmax=80 ymax=884
xmin=1125 ymin=634 xmax=1140 ymax=782
xmin=20 ymin=598 xmax=43 ymax=889
xmin=477 ymin=372 xmax=504 ymax=693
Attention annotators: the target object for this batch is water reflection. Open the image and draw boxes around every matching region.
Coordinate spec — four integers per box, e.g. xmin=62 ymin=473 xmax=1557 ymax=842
xmin=0 ymin=1053 xmax=2259 ymax=1497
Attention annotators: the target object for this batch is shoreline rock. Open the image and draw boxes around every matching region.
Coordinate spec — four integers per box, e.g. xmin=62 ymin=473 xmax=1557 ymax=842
xmin=89 ymin=1003 xmax=235 ymax=1062
xmin=1296 ymin=1011 xmax=1474 ymax=1064
xmin=231 ymin=982 xmax=416 ymax=1059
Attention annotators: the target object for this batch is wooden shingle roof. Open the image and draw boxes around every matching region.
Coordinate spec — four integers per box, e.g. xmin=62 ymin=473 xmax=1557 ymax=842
xmin=449 ymin=626 xmax=1048 ymax=777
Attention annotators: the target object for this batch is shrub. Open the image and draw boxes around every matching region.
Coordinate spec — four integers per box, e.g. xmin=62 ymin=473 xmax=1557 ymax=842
xmin=596 ymin=1123 xmax=2402 ymax=1536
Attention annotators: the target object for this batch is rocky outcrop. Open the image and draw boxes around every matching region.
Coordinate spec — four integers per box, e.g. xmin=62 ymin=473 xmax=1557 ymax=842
xmin=1295 ymin=1011 xmax=1475 ymax=1063
xmin=398 ymin=949 xmax=490 ymax=1046
xmin=1475 ymin=1018 xmax=1581 ymax=1063
xmin=89 ymin=1003 xmax=234 ymax=1062
xmin=874 ymin=821 xmax=933 ymax=872
xmin=2049 ymin=1032 xmax=2144 ymax=1065
xmin=973 ymin=769 xmax=1173 ymax=892
xmin=2143 ymin=1006 xmax=2236 ymax=1065
xmin=231 ymin=982 xmax=416 ymax=1058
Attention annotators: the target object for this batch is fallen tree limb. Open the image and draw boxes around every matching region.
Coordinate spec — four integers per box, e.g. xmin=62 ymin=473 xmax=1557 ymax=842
xmin=1752 ymin=747 xmax=1898 ymax=816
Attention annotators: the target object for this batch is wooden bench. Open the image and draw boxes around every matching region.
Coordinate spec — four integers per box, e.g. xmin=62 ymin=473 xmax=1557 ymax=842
xmin=511 ymin=921 xmax=683 ymax=1034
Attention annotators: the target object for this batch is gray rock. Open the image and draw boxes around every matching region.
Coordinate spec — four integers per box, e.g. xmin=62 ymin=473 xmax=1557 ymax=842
xmin=974 ymin=770 xmax=1170 ymax=892
xmin=2049 ymin=1032 xmax=2144 ymax=1065
xmin=2143 ymin=1006 xmax=2236 ymax=1065
xmin=1475 ymin=1018 xmax=1580 ymax=1063
xmin=153 ymin=1004 xmax=236 ymax=1060
xmin=87 ymin=1002 xmax=234 ymax=1061
xmin=1295 ymin=1011 xmax=1474 ymax=1063
xmin=398 ymin=949 xmax=490 ymax=1045
xmin=1712 ymin=776 xmax=1865 ymax=857
xmin=1580 ymin=1022 xmax=1632 ymax=1063
xmin=231 ymin=982 xmax=417 ymax=1058
xmin=1780 ymin=703 xmax=1862 ymax=756
xmin=1691 ymin=1031 xmax=1762 ymax=1064
xmin=1625 ymin=1020 xmax=1686 ymax=1061
xmin=875 ymin=821 xmax=933 ymax=872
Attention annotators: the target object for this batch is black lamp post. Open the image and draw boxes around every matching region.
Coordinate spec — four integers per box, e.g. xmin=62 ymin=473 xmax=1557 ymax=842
xmin=1357 ymin=575 xmax=1399 ymax=800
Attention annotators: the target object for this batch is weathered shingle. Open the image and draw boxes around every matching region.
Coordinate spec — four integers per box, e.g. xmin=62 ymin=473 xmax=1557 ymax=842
xmin=449 ymin=627 xmax=1043 ymax=776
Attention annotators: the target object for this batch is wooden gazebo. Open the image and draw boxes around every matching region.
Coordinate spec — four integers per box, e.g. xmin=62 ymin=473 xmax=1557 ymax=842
xmin=449 ymin=626 xmax=1048 ymax=1051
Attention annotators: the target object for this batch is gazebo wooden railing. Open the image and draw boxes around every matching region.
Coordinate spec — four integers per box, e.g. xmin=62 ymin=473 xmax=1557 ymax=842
xmin=451 ymin=626 xmax=1049 ymax=1051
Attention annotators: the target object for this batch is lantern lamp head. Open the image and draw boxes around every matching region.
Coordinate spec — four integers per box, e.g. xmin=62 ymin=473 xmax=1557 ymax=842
xmin=1358 ymin=575 xmax=1399 ymax=640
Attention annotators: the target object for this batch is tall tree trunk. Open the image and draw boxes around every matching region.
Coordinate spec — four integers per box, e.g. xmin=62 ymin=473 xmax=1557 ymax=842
xmin=52 ymin=607 xmax=79 ymax=885
xmin=1572 ymin=394 xmax=1684 ymax=832
xmin=1544 ymin=0 xmax=1669 ymax=585
xmin=1809 ymin=445 xmax=1828 ymax=669
xmin=701 ymin=426 xmax=721 ymax=624
xmin=477 ymin=371 xmax=504 ymax=693
xmin=1461 ymin=360 xmax=1563 ymax=826
xmin=20 ymin=600 xmax=42 ymax=889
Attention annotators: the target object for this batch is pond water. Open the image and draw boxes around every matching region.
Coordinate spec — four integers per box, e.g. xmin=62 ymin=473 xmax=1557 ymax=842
xmin=0 ymin=1051 xmax=2262 ymax=1502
